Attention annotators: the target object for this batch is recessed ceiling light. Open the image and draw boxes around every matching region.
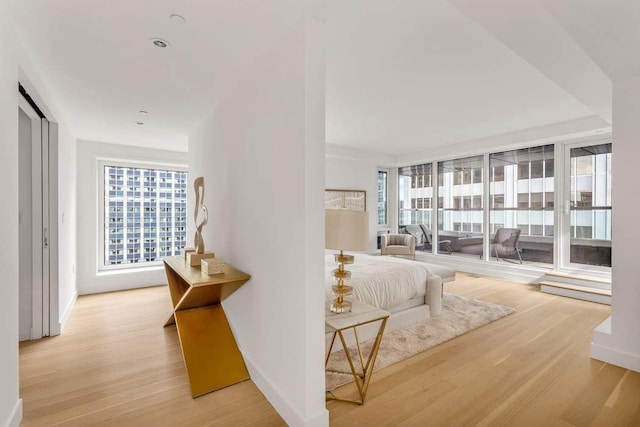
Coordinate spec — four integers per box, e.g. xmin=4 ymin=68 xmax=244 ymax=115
xmin=138 ymin=110 xmax=148 ymax=115
xmin=149 ymin=37 xmax=170 ymax=48
xmin=136 ymin=121 xmax=144 ymax=126
xmin=170 ymin=14 xmax=186 ymax=24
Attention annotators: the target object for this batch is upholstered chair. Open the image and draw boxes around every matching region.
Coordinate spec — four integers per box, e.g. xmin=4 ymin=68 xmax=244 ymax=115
xmin=460 ymin=227 xmax=523 ymax=263
xmin=419 ymin=224 xmax=453 ymax=254
xmin=490 ymin=228 xmax=523 ymax=263
xmin=380 ymin=234 xmax=416 ymax=259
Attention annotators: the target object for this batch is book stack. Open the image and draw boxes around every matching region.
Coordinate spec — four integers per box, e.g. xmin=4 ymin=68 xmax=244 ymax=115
xmin=201 ymin=257 xmax=225 ymax=275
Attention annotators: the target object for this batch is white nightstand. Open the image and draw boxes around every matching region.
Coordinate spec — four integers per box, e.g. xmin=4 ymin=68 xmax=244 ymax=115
xmin=325 ymin=300 xmax=390 ymax=405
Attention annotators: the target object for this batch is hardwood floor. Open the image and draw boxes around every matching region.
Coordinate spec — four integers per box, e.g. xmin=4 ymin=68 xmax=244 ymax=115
xmin=19 ymin=274 xmax=640 ymax=426
xmin=329 ymin=273 xmax=639 ymax=426
xmin=19 ymin=286 xmax=285 ymax=426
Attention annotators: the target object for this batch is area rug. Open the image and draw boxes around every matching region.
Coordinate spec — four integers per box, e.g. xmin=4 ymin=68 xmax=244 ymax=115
xmin=326 ymin=293 xmax=515 ymax=390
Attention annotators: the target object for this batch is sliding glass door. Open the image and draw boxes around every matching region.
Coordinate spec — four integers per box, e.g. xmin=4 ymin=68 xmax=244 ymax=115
xmin=563 ymin=142 xmax=612 ymax=269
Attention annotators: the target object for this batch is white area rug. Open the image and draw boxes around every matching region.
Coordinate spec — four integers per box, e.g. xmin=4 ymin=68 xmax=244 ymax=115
xmin=326 ymin=293 xmax=515 ymax=390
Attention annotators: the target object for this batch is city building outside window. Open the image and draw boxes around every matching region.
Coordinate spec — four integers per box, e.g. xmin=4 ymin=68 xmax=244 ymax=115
xmin=377 ymin=170 xmax=388 ymax=226
xmin=100 ymin=163 xmax=188 ymax=270
xmin=490 ymin=144 xmax=554 ymax=264
xmin=399 ymin=163 xmax=433 ymax=228
xmin=438 ymin=155 xmax=484 ymax=256
xmin=396 ymin=139 xmax=611 ymax=269
xmin=569 ymin=143 xmax=612 ymax=266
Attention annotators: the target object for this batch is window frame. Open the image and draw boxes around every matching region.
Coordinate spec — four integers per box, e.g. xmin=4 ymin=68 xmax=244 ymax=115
xmin=396 ymin=133 xmax=611 ymax=277
xmin=561 ymin=139 xmax=612 ymax=272
xmin=377 ymin=169 xmax=390 ymax=227
xmin=97 ymin=158 xmax=188 ymax=273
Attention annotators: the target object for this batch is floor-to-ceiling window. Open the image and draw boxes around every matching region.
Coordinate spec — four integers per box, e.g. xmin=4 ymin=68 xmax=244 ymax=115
xmin=437 ymin=155 xmax=484 ymax=256
xmin=489 ymin=145 xmax=554 ymax=264
xmin=398 ymin=164 xmax=433 ymax=249
xmin=568 ymin=143 xmax=612 ymax=267
xmin=396 ymin=137 xmax=612 ymax=275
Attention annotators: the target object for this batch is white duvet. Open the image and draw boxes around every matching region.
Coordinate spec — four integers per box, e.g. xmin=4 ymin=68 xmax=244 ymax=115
xmin=325 ymin=252 xmax=434 ymax=310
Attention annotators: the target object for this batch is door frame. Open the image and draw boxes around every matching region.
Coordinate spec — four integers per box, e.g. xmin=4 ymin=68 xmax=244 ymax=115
xmin=559 ymin=137 xmax=612 ymax=276
xmin=18 ymin=92 xmax=59 ymax=339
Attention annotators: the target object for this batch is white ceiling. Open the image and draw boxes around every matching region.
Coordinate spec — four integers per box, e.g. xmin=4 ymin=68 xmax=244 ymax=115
xmin=325 ymin=0 xmax=600 ymax=156
xmin=540 ymin=0 xmax=640 ymax=82
xmin=8 ymin=0 xmax=636 ymax=156
xmin=9 ymin=0 xmax=303 ymax=152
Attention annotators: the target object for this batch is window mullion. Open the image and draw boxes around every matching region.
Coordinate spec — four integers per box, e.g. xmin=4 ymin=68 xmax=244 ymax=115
xmin=483 ymin=154 xmax=490 ymax=262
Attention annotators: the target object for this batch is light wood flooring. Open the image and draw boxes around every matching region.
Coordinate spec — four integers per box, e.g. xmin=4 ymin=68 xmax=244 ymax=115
xmin=20 ymin=274 xmax=640 ymax=426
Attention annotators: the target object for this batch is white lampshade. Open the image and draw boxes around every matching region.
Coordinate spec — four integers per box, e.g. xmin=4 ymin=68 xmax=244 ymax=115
xmin=325 ymin=209 xmax=369 ymax=251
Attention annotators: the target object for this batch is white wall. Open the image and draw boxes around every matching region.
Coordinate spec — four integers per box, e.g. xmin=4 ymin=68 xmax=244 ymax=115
xmin=188 ymin=17 xmax=327 ymax=427
xmin=591 ymin=73 xmax=640 ymax=372
xmin=325 ymin=145 xmax=398 ymax=251
xmin=1 ymin=10 xmax=81 ymax=422
xmin=56 ymin=122 xmax=77 ymax=328
xmin=325 ymin=147 xmax=388 ymax=251
xmin=0 ymin=8 xmax=22 ymax=426
xmin=76 ymin=140 xmax=187 ymax=295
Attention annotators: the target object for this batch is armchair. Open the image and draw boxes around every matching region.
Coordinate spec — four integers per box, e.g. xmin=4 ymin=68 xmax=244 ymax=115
xmin=491 ymin=228 xmax=523 ymax=263
xmin=380 ymin=234 xmax=416 ymax=259
xmin=419 ymin=224 xmax=452 ymax=255
xmin=402 ymin=224 xmax=452 ymax=254
xmin=460 ymin=227 xmax=523 ymax=263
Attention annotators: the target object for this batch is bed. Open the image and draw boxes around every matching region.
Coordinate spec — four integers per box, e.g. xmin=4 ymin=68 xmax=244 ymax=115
xmin=325 ymin=251 xmax=445 ymax=349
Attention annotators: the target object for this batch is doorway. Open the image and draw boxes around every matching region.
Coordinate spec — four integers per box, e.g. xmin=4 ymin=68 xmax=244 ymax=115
xmin=560 ymin=140 xmax=612 ymax=273
xmin=18 ymin=88 xmax=59 ymax=341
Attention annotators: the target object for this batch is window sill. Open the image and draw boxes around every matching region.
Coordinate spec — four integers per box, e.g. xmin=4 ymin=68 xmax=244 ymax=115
xmin=96 ymin=264 xmax=164 ymax=276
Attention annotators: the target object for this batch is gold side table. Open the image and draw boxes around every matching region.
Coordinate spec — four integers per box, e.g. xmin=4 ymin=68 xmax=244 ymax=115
xmin=325 ymin=300 xmax=389 ymax=405
xmin=163 ymin=256 xmax=250 ymax=398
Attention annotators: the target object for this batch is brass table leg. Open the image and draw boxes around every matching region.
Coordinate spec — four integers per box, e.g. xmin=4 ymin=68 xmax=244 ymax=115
xmin=326 ymin=317 xmax=388 ymax=405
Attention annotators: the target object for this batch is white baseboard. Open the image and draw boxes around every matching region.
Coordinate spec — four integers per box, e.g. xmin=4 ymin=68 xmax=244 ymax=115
xmin=59 ymin=288 xmax=78 ymax=333
xmin=415 ymin=252 xmax=547 ymax=284
xmin=242 ymin=353 xmax=329 ymax=427
xmin=591 ymin=319 xmax=640 ymax=373
xmin=541 ymin=284 xmax=611 ymax=305
xmin=591 ymin=343 xmax=640 ymax=373
xmin=5 ymin=398 xmax=22 ymax=427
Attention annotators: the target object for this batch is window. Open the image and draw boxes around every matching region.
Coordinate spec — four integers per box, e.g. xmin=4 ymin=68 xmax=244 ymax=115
xmin=377 ymin=170 xmax=388 ymax=226
xmin=438 ymin=155 xmax=484 ymax=256
xmin=398 ymin=163 xmax=433 ymax=229
xmin=397 ymin=138 xmax=611 ymax=273
xmin=490 ymin=144 xmax=554 ymax=264
xmin=100 ymin=163 xmax=188 ymax=269
xmin=399 ymin=163 xmax=433 ymax=228
xmin=570 ymin=143 xmax=612 ymax=266
xmin=530 ymin=160 xmax=544 ymax=179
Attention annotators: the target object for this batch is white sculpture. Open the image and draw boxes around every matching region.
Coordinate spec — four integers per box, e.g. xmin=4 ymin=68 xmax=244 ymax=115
xmin=193 ymin=177 xmax=208 ymax=254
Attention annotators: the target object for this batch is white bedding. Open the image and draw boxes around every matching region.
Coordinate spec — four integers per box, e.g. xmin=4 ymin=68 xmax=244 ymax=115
xmin=325 ymin=252 xmax=435 ymax=310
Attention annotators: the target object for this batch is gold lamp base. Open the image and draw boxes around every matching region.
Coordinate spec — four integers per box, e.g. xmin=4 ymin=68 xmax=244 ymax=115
xmin=330 ymin=299 xmax=352 ymax=314
xmin=330 ymin=250 xmax=354 ymax=313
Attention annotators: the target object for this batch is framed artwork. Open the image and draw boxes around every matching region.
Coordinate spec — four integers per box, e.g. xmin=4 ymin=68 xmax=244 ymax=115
xmin=325 ymin=189 xmax=366 ymax=212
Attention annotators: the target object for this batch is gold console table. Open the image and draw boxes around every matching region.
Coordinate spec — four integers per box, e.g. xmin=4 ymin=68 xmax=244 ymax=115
xmin=163 ymin=255 xmax=251 ymax=397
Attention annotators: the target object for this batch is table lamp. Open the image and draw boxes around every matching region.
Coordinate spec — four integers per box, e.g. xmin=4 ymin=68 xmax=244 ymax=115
xmin=325 ymin=209 xmax=369 ymax=313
